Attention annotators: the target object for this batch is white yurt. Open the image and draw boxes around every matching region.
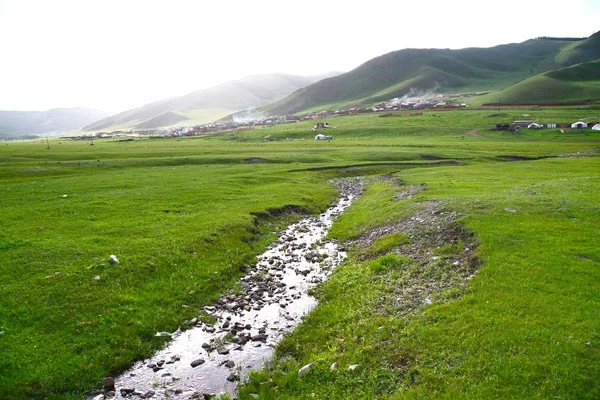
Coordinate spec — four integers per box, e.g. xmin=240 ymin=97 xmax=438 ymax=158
xmin=571 ymin=121 xmax=588 ymax=128
xmin=592 ymin=123 xmax=600 ymax=131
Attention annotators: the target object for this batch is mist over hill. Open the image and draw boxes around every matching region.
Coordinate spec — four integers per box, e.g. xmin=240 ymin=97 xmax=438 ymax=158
xmin=83 ymin=72 xmax=341 ymax=131
xmin=265 ymin=32 xmax=600 ymax=114
xmin=0 ymin=108 xmax=114 ymax=138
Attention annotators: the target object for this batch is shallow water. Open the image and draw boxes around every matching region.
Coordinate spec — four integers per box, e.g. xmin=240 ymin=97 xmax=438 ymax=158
xmin=107 ymin=193 xmax=356 ymax=399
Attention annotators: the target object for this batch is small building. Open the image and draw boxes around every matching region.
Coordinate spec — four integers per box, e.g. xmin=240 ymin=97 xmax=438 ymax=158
xmin=571 ymin=121 xmax=588 ymax=128
xmin=512 ymin=120 xmax=535 ymax=128
xmin=314 ymin=134 xmax=332 ymax=141
xmin=495 ymin=123 xmax=510 ymax=131
xmin=592 ymin=123 xmax=600 ymax=131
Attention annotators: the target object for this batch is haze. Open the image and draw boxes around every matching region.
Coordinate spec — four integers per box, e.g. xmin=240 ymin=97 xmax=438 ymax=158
xmin=1 ymin=0 xmax=599 ymax=113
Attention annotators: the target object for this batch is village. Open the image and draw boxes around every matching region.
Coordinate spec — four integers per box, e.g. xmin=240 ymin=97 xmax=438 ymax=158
xmin=58 ymin=94 xmax=599 ymax=142
xmin=59 ymin=94 xmax=470 ymax=141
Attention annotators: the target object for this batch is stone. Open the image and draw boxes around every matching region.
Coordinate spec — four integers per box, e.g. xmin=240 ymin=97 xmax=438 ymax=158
xmin=298 ymin=362 xmax=313 ymax=378
xmin=330 ymin=362 xmax=337 ymax=370
xmin=109 ymin=255 xmax=119 ymax=264
xmin=348 ymin=364 xmax=360 ymax=371
xmin=216 ymin=346 xmax=230 ymax=355
xmin=120 ymin=388 xmax=135 ymax=396
xmin=226 ymin=372 xmax=239 ymax=382
xmin=92 ymin=395 xmax=105 ymax=400
xmin=93 ymin=275 xmax=101 ymax=281
xmin=102 ymin=377 xmax=115 ymax=392
xmin=191 ymin=358 xmax=206 ymax=367
xmin=224 ymin=360 xmax=235 ymax=368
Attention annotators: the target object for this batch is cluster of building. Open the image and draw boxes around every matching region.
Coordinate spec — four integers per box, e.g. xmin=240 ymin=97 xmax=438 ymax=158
xmin=74 ymin=94 xmax=469 ymax=141
xmin=496 ymin=120 xmax=600 ymax=132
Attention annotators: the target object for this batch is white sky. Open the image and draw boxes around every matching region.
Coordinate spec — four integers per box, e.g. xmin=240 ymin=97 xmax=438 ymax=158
xmin=0 ymin=0 xmax=599 ymax=113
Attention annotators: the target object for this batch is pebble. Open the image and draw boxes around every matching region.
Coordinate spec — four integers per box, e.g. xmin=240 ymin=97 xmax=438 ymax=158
xmin=298 ymin=363 xmax=313 ymax=377
xmin=191 ymin=358 xmax=206 ymax=367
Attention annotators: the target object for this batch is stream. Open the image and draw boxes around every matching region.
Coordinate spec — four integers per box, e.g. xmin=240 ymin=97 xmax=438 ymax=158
xmin=98 ymin=181 xmax=363 ymax=399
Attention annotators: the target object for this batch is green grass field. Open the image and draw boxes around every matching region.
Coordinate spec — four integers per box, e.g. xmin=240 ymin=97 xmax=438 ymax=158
xmin=1 ymin=108 xmax=599 ymax=398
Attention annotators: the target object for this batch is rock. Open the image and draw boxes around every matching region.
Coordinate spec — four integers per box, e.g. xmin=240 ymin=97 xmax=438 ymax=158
xmin=191 ymin=358 xmax=206 ymax=367
xmin=120 ymin=388 xmax=135 ymax=396
xmin=204 ymin=326 xmax=216 ymax=333
xmin=505 ymin=208 xmax=516 ymax=213
xmin=348 ymin=364 xmax=360 ymax=371
xmin=284 ymin=313 xmax=294 ymax=321
xmin=216 ymin=346 xmax=230 ymax=355
xmin=298 ymin=362 xmax=313 ymax=378
xmin=106 ymin=392 xmax=115 ymax=397
xmin=102 ymin=377 xmax=115 ymax=392
xmin=224 ymin=360 xmax=235 ymax=368
xmin=330 ymin=362 xmax=337 ymax=370
xmin=93 ymin=275 xmax=101 ymax=281
xmin=226 ymin=372 xmax=239 ymax=382
xmin=109 ymin=255 xmax=119 ymax=264
xmin=92 ymin=395 xmax=105 ymax=400
xmin=251 ymin=333 xmax=267 ymax=342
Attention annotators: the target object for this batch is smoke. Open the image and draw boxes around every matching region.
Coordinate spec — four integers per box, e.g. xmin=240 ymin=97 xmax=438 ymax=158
xmin=389 ymin=82 xmax=443 ymax=105
xmin=232 ymin=108 xmax=264 ymax=124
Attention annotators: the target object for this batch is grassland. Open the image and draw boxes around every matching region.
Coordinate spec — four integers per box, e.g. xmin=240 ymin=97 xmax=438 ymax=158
xmin=1 ymin=108 xmax=599 ymax=398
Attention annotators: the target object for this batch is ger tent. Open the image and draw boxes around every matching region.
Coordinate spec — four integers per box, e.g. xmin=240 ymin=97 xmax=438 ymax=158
xmin=571 ymin=121 xmax=588 ymax=128
xmin=592 ymin=124 xmax=600 ymax=131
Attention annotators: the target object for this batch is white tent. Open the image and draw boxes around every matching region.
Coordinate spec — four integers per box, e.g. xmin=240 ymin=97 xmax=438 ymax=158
xmin=571 ymin=121 xmax=588 ymax=128
xmin=314 ymin=134 xmax=329 ymax=140
xmin=592 ymin=124 xmax=600 ymax=131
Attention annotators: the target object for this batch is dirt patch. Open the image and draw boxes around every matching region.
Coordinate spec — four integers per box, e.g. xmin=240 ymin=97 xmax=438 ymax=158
xmin=349 ymin=200 xmax=480 ymax=317
xmin=466 ymin=129 xmax=483 ymax=137
xmin=497 ymin=155 xmax=549 ymax=161
xmin=244 ymin=157 xmax=270 ymax=164
xmin=420 ymin=154 xmax=444 ymax=160
xmin=393 ymin=184 xmax=425 ymax=201
xmin=377 ymin=173 xmax=404 ymax=186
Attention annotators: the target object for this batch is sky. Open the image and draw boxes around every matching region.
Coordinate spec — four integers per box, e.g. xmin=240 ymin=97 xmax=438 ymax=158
xmin=0 ymin=0 xmax=599 ymax=113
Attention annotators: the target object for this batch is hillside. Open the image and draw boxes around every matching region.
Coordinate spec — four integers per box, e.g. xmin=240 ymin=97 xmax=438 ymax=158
xmin=473 ymin=59 xmax=600 ymax=105
xmin=83 ymin=72 xmax=341 ymax=131
xmin=0 ymin=108 xmax=113 ymax=138
xmin=265 ymin=33 xmax=600 ymax=114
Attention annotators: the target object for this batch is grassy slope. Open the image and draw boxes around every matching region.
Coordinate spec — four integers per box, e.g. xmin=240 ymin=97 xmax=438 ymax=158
xmin=267 ymin=38 xmax=594 ymax=114
xmin=472 ymin=60 xmax=600 ymax=105
xmin=1 ymin=109 xmax=599 ymax=398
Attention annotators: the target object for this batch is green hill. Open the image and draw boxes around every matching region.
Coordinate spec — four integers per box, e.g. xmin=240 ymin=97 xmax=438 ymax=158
xmin=266 ymin=33 xmax=600 ymax=114
xmin=473 ymin=59 xmax=600 ymax=105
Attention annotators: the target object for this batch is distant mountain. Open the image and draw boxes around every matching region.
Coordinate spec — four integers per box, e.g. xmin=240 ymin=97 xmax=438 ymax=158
xmin=265 ymin=32 xmax=600 ymax=114
xmin=0 ymin=108 xmax=114 ymax=138
xmin=83 ymin=72 xmax=342 ymax=131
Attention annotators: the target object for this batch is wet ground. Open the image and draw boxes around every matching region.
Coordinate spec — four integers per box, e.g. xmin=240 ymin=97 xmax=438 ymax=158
xmin=96 ymin=179 xmax=366 ymax=399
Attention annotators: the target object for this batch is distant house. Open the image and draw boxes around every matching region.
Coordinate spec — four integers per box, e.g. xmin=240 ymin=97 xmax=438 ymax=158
xmin=592 ymin=123 xmax=600 ymax=131
xmin=314 ymin=134 xmax=331 ymax=141
xmin=512 ymin=120 xmax=535 ymax=128
xmin=571 ymin=121 xmax=588 ymax=128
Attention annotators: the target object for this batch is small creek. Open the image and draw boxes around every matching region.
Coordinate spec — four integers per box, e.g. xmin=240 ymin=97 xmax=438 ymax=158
xmin=106 ymin=188 xmax=358 ymax=399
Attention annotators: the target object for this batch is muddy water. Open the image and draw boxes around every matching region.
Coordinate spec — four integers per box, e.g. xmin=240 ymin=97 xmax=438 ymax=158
xmin=109 ymin=192 xmax=356 ymax=399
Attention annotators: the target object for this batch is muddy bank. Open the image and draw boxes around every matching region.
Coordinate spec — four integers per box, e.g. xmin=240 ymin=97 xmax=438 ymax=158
xmin=91 ymin=178 xmax=367 ymax=400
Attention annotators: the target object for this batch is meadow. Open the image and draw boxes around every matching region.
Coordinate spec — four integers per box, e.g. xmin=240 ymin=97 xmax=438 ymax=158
xmin=0 ymin=108 xmax=599 ymax=398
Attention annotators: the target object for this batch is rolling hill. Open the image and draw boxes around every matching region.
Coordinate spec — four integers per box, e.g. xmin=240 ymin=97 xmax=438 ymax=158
xmin=0 ymin=108 xmax=113 ymax=138
xmin=82 ymin=72 xmax=341 ymax=131
xmin=265 ymin=32 xmax=600 ymax=114
xmin=474 ymin=59 xmax=600 ymax=105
